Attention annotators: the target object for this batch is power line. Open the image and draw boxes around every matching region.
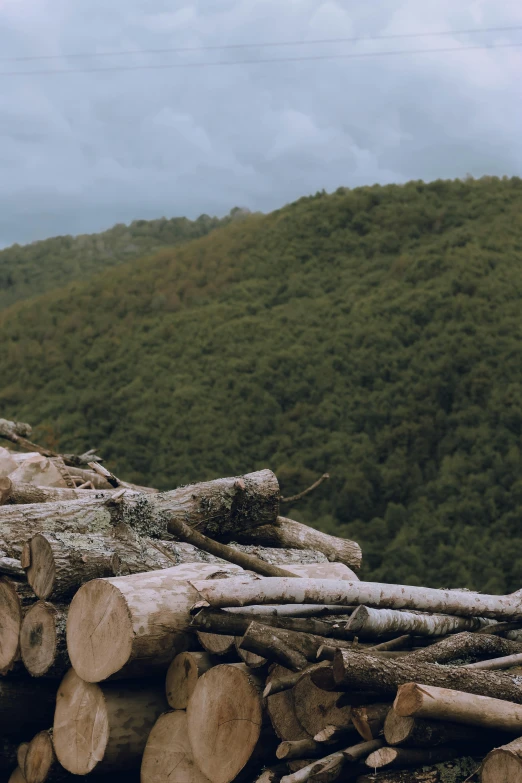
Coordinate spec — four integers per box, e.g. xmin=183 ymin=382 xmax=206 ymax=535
xmin=0 ymin=41 xmax=520 ymax=77
xmin=1 ymin=24 xmax=521 ymax=63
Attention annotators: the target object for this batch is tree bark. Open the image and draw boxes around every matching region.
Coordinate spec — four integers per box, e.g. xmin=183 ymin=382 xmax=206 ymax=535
xmin=347 ymin=606 xmax=491 ymax=637
xmin=141 ymin=710 xmax=211 ymax=783
xmin=166 ymin=651 xmax=217 ymax=709
xmin=365 ymin=747 xmax=462 ymax=771
xmin=0 ymin=469 xmax=280 ymax=557
xmin=186 ymin=663 xmax=264 ymax=783
xmin=408 ymin=632 xmax=522 ymax=664
xmin=0 ymin=679 xmax=56 ymax=739
xmin=234 ymin=516 xmax=361 ymax=571
xmin=351 ymin=704 xmax=391 ymax=741
xmin=67 ymin=562 xmax=244 ymax=682
xmin=293 ymin=671 xmax=352 ymax=737
xmin=332 ymin=649 xmax=522 ymax=703
xmin=239 ymin=622 xmax=309 ymax=672
xmin=266 ymin=665 xmax=311 ymax=741
xmin=383 ymin=707 xmax=484 ymax=748
xmin=0 ymin=555 xmax=24 ymax=578
xmin=240 ymin=621 xmax=355 ymax=666
xmin=20 ymin=602 xmax=69 ymax=678
xmin=354 ymin=757 xmax=480 ymax=783
xmin=481 ymin=736 xmax=522 ymax=783
xmin=394 ymin=682 xmax=522 ymax=732
xmin=189 ymin=577 xmax=522 ymax=619
xmin=464 ymin=652 xmax=522 ymax=670
xmin=5 ymin=481 xmax=116 ymax=504
xmin=191 ymin=608 xmax=355 ymax=641
xmin=53 ymin=668 xmax=167 ymax=775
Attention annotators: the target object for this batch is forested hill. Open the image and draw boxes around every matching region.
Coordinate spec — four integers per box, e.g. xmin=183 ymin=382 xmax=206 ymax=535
xmin=1 ymin=176 xmax=522 ymax=592
xmin=0 ymin=210 xmax=240 ymax=310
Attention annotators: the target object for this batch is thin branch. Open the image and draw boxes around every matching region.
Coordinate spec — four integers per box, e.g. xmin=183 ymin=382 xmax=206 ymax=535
xmin=281 ymin=473 xmax=330 ymax=504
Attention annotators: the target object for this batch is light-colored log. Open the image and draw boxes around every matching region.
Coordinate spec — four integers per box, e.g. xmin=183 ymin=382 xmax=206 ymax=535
xmin=351 ymin=704 xmax=391 ymax=741
xmin=0 ymin=445 xmax=17 ymax=477
xmin=0 ymin=555 xmax=24 ymax=577
xmin=141 ymin=710 xmax=211 ymax=783
xmin=383 ymin=707 xmax=483 ymax=747
xmin=196 ymin=632 xmax=236 ymax=657
xmin=190 ymin=577 xmax=522 ymax=619
xmin=365 ymin=746 xmax=461 ymax=771
xmin=20 ymin=602 xmax=69 ymax=678
xmin=394 ymin=682 xmax=522 ymax=732
xmin=7 ymin=455 xmax=69 ymax=489
xmin=166 ymin=651 xmax=216 ymax=709
xmin=464 ymin=652 xmax=522 ymax=670
xmin=0 ymin=475 xmax=13 ymax=504
xmin=53 ymin=668 xmax=167 ymax=775
xmin=481 ymin=736 xmax=522 ymax=782
xmin=235 ymin=516 xmax=362 ymax=570
xmin=332 ymin=648 xmax=522 ymax=703
xmin=0 ymin=576 xmax=33 ymax=674
xmin=347 ymin=606 xmax=492 ymax=637
xmin=23 ymin=729 xmax=67 ymax=783
xmin=67 ymin=562 xmax=244 ymax=681
xmin=266 ymin=665 xmax=311 ymax=741
xmin=186 ymin=663 xmax=263 ymax=783
xmin=293 ymin=671 xmax=351 ymax=737
xmin=224 ymin=604 xmax=353 ymax=617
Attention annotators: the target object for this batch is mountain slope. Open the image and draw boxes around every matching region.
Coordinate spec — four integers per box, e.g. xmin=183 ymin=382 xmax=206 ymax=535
xmin=1 ymin=176 xmax=522 ymax=591
xmin=0 ymin=211 xmax=238 ymax=310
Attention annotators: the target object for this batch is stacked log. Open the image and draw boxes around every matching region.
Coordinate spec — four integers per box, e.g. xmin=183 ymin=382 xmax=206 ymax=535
xmin=2 ymin=431 xmax=522 ymax=782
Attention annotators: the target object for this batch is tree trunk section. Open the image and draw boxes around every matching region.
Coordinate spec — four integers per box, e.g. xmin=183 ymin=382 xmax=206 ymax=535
xmin=53 ymin=668 xmax=167 ymax=775
xmin=191 ymin=608 xmax=355 ymax=642
xmin=293 ymin=672 xmax=352 ymax=738
xmin=347 ymin=606 xmax=491 ymax=637
xmin=239 ymin=623 xmax=309 ymax=672
xmin=141 ymin=710 xmax=211 ymax=783
xmin=393 ymin=682 xmax=522 ymax=733
xmin=0 ymin=679 xmax=56 ymax=739
xmin=20 ymin=602 xmax=69 ymax=678
xmin=67 ymin=562 xmax=244 ymax=681
xmin=332 ymin=649 xmax=522 ymax=704
xmin=23 ymin=729 xmax=69 ymax=783
xmin=481 ymin=736 xmax=522 ymax=783
xmin=383 ymin=707 xmax=484 ymax=748
xmin=224 ymin=604 xmax=354 ymax=618
xmin=5 ymin=481 xmax=116 ymax=504
xmin=265 ymin=663 xmax=328 ymax=697
xmin=351 ymin=704 xmax=391 ymax=741
xmin=186 ymin=664 xmax=263 ymax=783
xmin=365 ymin=746 xmax=463 ymax=771
xmin=266 ymin=665 xmax=310 ymax=741
xmin=0 ymin=577 xmax=34 ymax=674
xmin=196 ymin=632 xmax=237 ymax=657
xmin=190 ymin=577 xmax=522 ymax=619
xmin=408 ymin=632 xmax=522 ymax=665
xmin=235 ymin=637 xmax=268 ymax=668
xmin=235 ymin=517 xmax=361 ymax=571
xmin=0 ymin=469 xmax=279 ymax=557
xmin=166 ymin=651 xmax=217 ymax=709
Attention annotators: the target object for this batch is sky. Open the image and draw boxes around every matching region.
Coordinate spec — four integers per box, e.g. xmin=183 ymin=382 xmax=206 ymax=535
xmin=0 ymin=0 xmax=521 ymax=247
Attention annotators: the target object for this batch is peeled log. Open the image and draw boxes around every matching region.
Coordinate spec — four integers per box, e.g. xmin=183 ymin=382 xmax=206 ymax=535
xmin=53 ymin=668 xmax=167 ymax=775
xmin=293 ymin=672 xmax=351 ymax=737
xmin=481 ymin=736 xmax=522 ymax=782
xmin=235 ymin=516 xmax=361 ymax=571
xmin=186 ymin=664 xmax=263 ymax=783
xmin=352 ymin=704 xmax=391 ymax=741
xmin=20 ymin=602 xmax=69 ymax=678
xmin=0 ymin=679 xmax=56 ymax=739
xmin=0 ymin=469 xmax=279 ymax=557
xmin=383 ymin=707 xmax=484 ymax=748
xmin=141 ymin=711 xmax=211 ymax=783
xmin=347 ymin=606 xmax=491 ymax=637
xmin=266 ymin=665 xmax=311 ymax=741
xmin=166 ymin=651 xmax=217 ymax=709
xmin=394 ymin=683 xmax=522 ymax=733
xmin=67 ymin=562 xmax=244 ymax=681
xmin=190 ymin=577 xmax=522 ymax=619
xmin=332 ymin=649 xmax=522 ymax=704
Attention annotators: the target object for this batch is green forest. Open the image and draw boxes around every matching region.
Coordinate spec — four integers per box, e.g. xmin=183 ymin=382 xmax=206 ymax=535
xmin=1 ymin=176 xmax=522 ymax=592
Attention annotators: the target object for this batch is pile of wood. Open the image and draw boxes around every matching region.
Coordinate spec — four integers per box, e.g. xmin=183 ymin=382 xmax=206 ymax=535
xmin=1 ymin=418 xmax=522 ymax=782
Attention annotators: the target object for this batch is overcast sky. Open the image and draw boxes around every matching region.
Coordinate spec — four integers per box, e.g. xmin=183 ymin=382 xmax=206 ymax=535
xmin=0 ymin=0 xmax=521 ymax=247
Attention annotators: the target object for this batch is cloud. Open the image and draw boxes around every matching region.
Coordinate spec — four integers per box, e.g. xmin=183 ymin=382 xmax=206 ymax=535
xmin=0 ymin=0 xmax=521 ymax=246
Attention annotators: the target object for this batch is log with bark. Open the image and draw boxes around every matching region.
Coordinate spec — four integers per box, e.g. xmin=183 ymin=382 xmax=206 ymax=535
xmin=53 ymin=668 xmax=167 ymax=775
xmin=189 ymin=577 xmax=522 ymax=619
xmin=19 ymin=601 xmax=69 ymax=678
xmin=393 ymin=682 xmax=522 ymax=738
xmin=383 ymin=707 xmax=487 ymax=748
xmin=239 ymin=621 xmax=355 ymax=667
xmin=408 ymin=631 xmax=522 ymax=665
xmin=280 ymin=740 xmax=382 ymax=783
xmin=141 ymin=710 xmax=211 ymax=783
xmin=365 ymin=746 xmax=463 ymax=771
xmin=331 ymin=648 xmax=522 ymax=704
xmin=186 ymin=664 xmax=265 ymax=783
xmin=464 ymin=652 xmax=522 ymax=670
xmin=165 ymin=651 xmax=217 ymax=709
xmin=293 ymin=670 xmax=352 ymax=738
xmin=481 ymin=736 xmax=522 ymax=782
xmin=234 ymin=516 xmax=361 ymax=571
xmin=66 ymin=562 xmax=244 ymax=681
xmin=239 ymin=622 xmax=309 ymax=672
xmin=351 ymin=704 xmax=391 ymax=741
xmin=347 ymin=606 xmax=492 ymax=637
xmin=265 ymin=665 xmax=311 ymax=741
xmin=0 ymin=554 xmax=24 ymax=577
xmin=3 ymin=480 xmax=116 ymax=505
xmin=264 ymin=663 xmax=329 ymax=698
xmin=0 ymin=417 xmax=103 ymax=468
xmin=0 ymin=468 xmax=280 ymax=556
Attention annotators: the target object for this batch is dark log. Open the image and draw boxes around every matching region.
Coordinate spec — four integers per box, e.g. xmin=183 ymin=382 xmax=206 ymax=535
xmin=266 ymin=665 xmax=311 ymax=741
xmin=481 ymin=736 xmax=522 ymax=782
xmin=332 ymin=648 xmax=522 ymax=703
xmin=277 ymin=740 xmax=326 ymax=760
xmin=239 ymin=623 xmax=309 ymax=671
xmin=20 ymin=602 xmax=69 ymax=678
xmin=351 ymin=704 xmax=391 ymax=741
xmin=191 ymin=608 xmax=354 ymax=641
xmin=408 ymin=631 xmax=522 ymax=664
xmin=354 ymin=757 xmax=479 ymax=783
xmin=263 ymin=663 xmax=328 ymax=698
xmin=365 ymin=746 xmax=464 ymax=771
xmin=383 ymin=707 xmax=488 ymax=748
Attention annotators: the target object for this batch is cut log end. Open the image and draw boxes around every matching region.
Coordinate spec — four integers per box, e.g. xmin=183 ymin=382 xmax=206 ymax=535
xmin=141 ymin=711 xmax=211 ymax=783
xmin=481 ymin=745 xmax=522 ymax=783
xmin=66 ymin=579 xmax=132 ymax=682
xmin=187 ymin=664 xmax=263 ymax=783
xmin=0 ymin=578 xmax=23 ymax=674
xmin=166 ymin=651 xmax=215 ymax=710
xmin=23 ymin=730 xmax=55 ymax=783
xmin=196 ymin=631 xmax=236 ymax=657
xmin=20 ymin=602 xmax=64 ymax=678
xmin=24 ymin=534 xmax=55 ymax=599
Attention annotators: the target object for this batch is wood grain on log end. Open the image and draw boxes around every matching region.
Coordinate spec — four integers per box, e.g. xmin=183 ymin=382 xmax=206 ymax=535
xmin=141 ymin=711 xmax=211 ymax=783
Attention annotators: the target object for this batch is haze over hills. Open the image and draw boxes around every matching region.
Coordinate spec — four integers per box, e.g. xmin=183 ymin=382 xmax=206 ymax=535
xmin=1 ymin=176 xmax=522 ymax=592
